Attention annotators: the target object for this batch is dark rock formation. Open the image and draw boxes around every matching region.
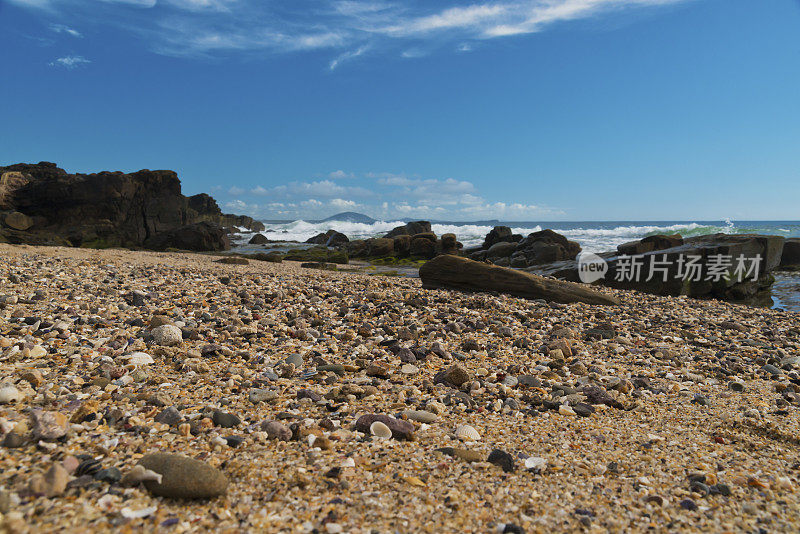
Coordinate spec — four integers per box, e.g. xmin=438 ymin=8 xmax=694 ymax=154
xmin=779 ymin=238 xmax=800 ymax=271
xmin=617 ymin=234 xmax=683 ymax=255
xmin=384 ymin=221 xmax=431 ymax=238
xmin=143 ymin=222 xmax=230 ymax=252
xmin=0 ymin=162 xmax=256 ymax=250
xmin=248 ymin=233 xmax=270 ymax=245
xmin=419 ymin=255 xmax=619 ymax=305
xmin=529 ymin=233 xmax=784 ymax=303
xmin=471 ymin=227 xmax=581 ymax=268
xmin=305 ymin=229 xmax=349 ymax=247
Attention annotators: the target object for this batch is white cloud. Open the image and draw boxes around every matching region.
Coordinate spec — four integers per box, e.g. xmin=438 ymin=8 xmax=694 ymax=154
xmin=221 ymin=169 xmax=564 ymax=220
xmin=329 ymin=45 xmax=368 ymax=70
xmin=48 ymin=55 xmax=91 ymax=68
xmin=12 ymin=0 xmax=690 ymax=68
xmin=49 ymin=23 xmax=82 ymax=37
xmin=328 ymin=170 xmax=354 ymax=179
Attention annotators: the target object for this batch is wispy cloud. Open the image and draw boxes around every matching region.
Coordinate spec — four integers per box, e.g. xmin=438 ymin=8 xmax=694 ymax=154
xmin=48 ymin=55 xmax=91 ymax=68
xmin=13 ymin=0 xmax=691 ymax=68
xmin=49 ymin=23 xmax=82 ymax=37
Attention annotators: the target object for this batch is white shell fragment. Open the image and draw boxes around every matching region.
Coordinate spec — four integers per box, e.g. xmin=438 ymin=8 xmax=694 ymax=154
xmin=121 ymin=506 xmax=158 ymax=519
xmin=369 ymin=421 xmax=392 ymax=439
xmin=524 ymin=457 xmax=547 ymax=471
xmin=455 ymin=424 xmax=481 ymax=441
xmin=122 ymin=352 xmax=154 ymax=366
xmin=120 ymin=465 xmax=164 ymax=486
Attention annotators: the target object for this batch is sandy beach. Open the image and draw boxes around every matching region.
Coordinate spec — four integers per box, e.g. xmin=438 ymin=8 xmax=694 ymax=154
xmin=2 ymin=243 xmax=800 ymax=533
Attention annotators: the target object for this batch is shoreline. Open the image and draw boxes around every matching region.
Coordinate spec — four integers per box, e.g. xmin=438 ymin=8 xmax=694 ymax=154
xmin=1 ymin=243 xmax=799 ymax=532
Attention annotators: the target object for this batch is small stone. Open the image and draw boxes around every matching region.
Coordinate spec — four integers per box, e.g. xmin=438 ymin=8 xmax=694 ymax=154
xmin=261 ymin=420 xmax=292 ymax=441
xmin=151 ymin=325 xmax=183 ymax=346
xmin=0 ymin=383 xmax=23 ymax=404
xmin=212 ymin=410 xmax=241 ymax=428
xmin=296 ymin=389 xmax=322 ymax=402
xmin=284 ymin=354 xmax=304 ymax=367
xmin=355 ymin=414 xmax=415 ymax=440
xmin=28 ymin=463 xmax=69 ymax=497
xmin=728 ymin=381 xmax=745 ymax=392
xmin=249 ymin=389 xmax=278 ymax=403
xmin=154 ymin=407 xmax=184 ymax=426
xmin=434 ymin=364 xmax=471 ymax=387
xmin=2 ymin=432 xmax=26 ymax=448
xmin=573 ymin=403 xmax=594 ymax=417
xmin=488 ymin=449 xmax=515 ymax=473
xmin=94 ymin=467 xmax=122 ymax=483
xmin=438 ymin=448 xmax=483 ymax=462
xmin=30 ymin=411 xmax=69 ymax=441
xmin=138 ymin=453 xmax=228 ymax=499
xmin=20 ymin=370 xmax=44 ymax=388
xmin=679 ymin=498 xmax=698 ymax=511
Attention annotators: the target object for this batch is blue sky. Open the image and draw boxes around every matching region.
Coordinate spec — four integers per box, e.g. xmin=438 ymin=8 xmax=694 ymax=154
xmin=1 ymin=0 xmax=799 ymax=221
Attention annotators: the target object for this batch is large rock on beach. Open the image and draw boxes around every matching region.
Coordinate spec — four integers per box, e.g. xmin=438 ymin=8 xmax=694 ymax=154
xmin=137 ymin=453 xmax=228 ymax=499
xmin=306 ymin=229 xmax=349 ymax=247
xmin=419 ymin=255 xmax=619 ymax=305
xmin=0 ymin=162 xmax=254 ymax=250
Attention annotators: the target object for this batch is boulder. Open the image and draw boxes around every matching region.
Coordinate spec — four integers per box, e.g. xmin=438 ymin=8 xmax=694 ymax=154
xmin=248 ymin=233 xmax=270 ymax=245
xmin=368 ymin=238 xmax=395 ymax=257
xmin=515 ymin=229 xmax=581 ymax=265
xmin=440 ymin=233 xmax=461 ymax=255
xmin=780 ymin=238 xmax=800 ymax=270
xmin=3 ymin=211 xmax=33 ymax=231
xmin=410 ymin=236 xmax=437 ymax=258
xmin=144 ymin=222 xmax=230 ymax=252
xmin=384 ymin=221 xmax=431 ymax=238
xmin=482 ymin=226 xmax=513 ymax=249
xmin=486 ymin=241 xmax=517 ymax=258
xmin=392 ymin=235 xmax=412 ymax=257
xmin=617 ymin=234 xmax=683 ymax=255
xmin=419 ymin=255 xmax=619 ymax=305
xmin=305 ymin=229 xmax=349 ymax=247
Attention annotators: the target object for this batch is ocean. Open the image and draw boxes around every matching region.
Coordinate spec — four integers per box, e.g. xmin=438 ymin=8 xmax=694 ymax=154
xmin=237 ymin=219 xmax=800 ymax=252
xmin=233 ymin=219 xmax=800 ymax=311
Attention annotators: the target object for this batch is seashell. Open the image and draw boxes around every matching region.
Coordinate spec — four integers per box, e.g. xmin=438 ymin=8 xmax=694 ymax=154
xmin=369 ymin=421 xmax=392 ymax=439
xmin=122 ymin=352 xmax=154 ymax=366
xmin=120 ymin=465 xmax=163 ymax=486
xmin=76 ymin=458 xmax=102 ymax=477
xmin=340 ymin=457 xmax=355 ymax=468
xmin=524 ymin=456 xmax=547 ymax=472
xmin=402 ymin=410 xmax=438 ymax=423
xmin=121 ymin=506 xmax=158 ymax=519
xmin=454 ymin=424 xmax=480 ymax=441
xmin=0 ymin=383 xmax=23 ymax=404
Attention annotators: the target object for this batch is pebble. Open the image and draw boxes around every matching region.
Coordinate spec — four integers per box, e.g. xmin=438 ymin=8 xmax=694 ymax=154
xmin=0 ymin=384 xmax=23 ymax=404
xmin=137 ymin=453 xmax=228 ymax=499
xmin=261 ymin=420 xmax=292 ymax=441
xmin=402 ymin=410 xmax=438 ymax=423
xmin=151 ymin=324 xmax=183 ymax=346
xmin=28 ymin=464 xmax=69 ymax=497
xmin=487 ymin=449 xmax=515 ymax=472
xmin=30 ymin=411 xmax=69 ymax=441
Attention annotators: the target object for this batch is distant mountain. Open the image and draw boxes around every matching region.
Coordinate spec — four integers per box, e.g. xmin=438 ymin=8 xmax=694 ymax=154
xmin=320 ymin=212 xmax=376 ymax=224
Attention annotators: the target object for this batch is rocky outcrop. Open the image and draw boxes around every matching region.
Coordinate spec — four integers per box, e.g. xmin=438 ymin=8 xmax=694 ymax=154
xmin=617 ymin=234 xmax=683 ymax=255
xmin=529 ymin=233 xmax=784 ymax=303
xmin=306 ymin=229 xmax=349 ymax=247
xmin=188 ymin=193 xmax=265 ymax=232
xmin=143 ymin=222 xmax=230 ymax=252
xmin=469 ymin=227 xmax=581 ymax=268
xmin=348 ymin=228 xmax=462 ymax=261
xmin=419 ymin=255 xmax=619 ymax=305
xmin=384 ymin=221 xmax=432 ymax=239
xmin=0 ymin=162 xmax=255 ymax=250
xmin=779 ymin=238 xmax=800 ymax=271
